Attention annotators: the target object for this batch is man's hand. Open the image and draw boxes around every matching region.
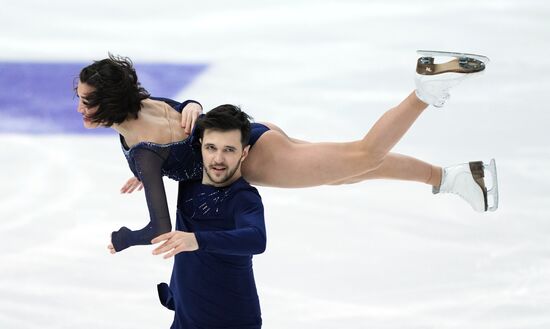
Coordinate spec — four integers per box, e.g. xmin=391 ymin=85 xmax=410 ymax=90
xmin=152 ymin=231 xmax=199 ymax=259
xmin=120 ymin=176 xmax=143 ymax=194
xmin=181 ymin=102 xmax=202 ymax=134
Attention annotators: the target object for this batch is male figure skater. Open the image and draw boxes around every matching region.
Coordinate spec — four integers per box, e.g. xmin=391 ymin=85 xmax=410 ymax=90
xmin=152 ymin=105 xmax=267 ymax=329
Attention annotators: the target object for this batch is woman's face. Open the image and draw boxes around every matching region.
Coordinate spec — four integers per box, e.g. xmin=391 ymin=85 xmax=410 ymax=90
xmin=76 ymin=81 xmax=101 ymax=129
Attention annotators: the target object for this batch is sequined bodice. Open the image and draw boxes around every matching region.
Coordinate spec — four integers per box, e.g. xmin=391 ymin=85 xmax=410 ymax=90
xmin=119 ymin=97 xmax=204 ymax=182
xmin=120 ymin=135 xmax=203 ymax=182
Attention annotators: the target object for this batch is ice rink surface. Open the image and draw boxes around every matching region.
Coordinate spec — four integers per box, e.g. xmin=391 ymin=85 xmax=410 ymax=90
xmin=1 ymin=1 xmax=550 ymax=328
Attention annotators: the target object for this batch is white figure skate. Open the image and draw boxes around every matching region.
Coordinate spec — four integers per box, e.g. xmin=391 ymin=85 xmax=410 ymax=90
xmin=415 ymin=50 xmax=490 ymax=108
xmin=433 ymin=158 xmax=499 ymax=212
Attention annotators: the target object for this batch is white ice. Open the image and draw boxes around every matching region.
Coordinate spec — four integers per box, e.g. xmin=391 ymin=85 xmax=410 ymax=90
xmin=1 ymin=0 xmax=550 ymax=328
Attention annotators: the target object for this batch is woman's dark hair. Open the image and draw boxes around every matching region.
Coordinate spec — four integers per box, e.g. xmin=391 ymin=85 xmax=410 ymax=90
xmin=195 ymin=105 xmax=252 ymax=146
xmin=77 ymin=54 xmax=150 ymax=126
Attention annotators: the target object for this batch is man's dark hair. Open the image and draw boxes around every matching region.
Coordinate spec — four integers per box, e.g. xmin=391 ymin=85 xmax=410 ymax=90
xmin=195 ymin=105 xmax=252 ymax=146
xmin=76 ymin=53 xmax=150 ymax=127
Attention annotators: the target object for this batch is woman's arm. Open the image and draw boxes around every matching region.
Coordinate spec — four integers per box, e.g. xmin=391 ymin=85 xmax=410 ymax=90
xmin=111 ymin=147 xmax=172 ymax=252
xmin=180 ymin=101 xmax=203 ymax=134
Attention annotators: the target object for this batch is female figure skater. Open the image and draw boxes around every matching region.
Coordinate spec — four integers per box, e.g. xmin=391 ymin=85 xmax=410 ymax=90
xmin=75 ymin=52 xmax=498 ymax=253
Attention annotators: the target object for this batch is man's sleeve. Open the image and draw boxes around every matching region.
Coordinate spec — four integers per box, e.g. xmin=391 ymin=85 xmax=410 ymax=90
xmin=194 ymin=191 xmax=266 ymax=256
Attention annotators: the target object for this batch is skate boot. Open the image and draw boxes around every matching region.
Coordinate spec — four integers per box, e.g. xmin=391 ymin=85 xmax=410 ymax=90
xmin=415 ymin=50 xmax=489 ymax=108
xmin=433 ymin=158 xmax=499 ymax=212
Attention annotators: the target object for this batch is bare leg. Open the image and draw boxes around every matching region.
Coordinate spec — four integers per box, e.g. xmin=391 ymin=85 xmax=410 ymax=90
xmin=255 ymin=122 xmax=441 ymax=186
xmin=327 ymin=153 xmax=442 ymax=186
xmin=242 ymin=91 xmax=432 ymax=187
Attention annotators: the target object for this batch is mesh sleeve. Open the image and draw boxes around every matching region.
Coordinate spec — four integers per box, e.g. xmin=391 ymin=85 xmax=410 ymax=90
xmin=111 ymin=147 xmax=173 ymax=252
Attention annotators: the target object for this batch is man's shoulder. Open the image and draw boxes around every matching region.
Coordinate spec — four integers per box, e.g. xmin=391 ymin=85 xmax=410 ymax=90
xmin=226 ymin=178 xmax=263 ymax=209
xmin=228 ymin=179 xmax=263 ymax=217
xmin=231 ymin=178 xmax=260 ymax=196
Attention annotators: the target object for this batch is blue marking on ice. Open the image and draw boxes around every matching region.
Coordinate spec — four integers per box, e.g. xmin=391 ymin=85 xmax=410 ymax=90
xmin=0 ymin=62 xmax=207 ymax=134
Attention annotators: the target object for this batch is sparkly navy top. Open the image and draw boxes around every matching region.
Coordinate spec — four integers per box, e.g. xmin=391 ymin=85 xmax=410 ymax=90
xmin=158 ymin=177 xmax=266 ymax=329
xmin=119 ymin=98 xmax=204 ymax=182
xmin=111 ymin=98 xmax=203 ymax=252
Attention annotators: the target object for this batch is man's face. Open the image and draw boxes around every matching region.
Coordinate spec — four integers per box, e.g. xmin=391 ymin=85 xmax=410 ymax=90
xmin=76 ymin=81 xmax=101 ymax=129
xmin=201 ymin=129 xmax=249 ymax=187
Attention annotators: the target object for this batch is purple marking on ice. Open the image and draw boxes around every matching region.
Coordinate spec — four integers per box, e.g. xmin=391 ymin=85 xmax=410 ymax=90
xmin=0 ymin=62 xmax=207 ymax=134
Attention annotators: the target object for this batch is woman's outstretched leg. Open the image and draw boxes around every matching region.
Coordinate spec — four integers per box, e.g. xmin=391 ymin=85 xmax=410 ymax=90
xmin=243 ymin=51 xmax=498 ymax=211
xmin=327 ymin=153 xmax=442 ymax=186
xmin=243 ymin=91 xmax=429 ymax=187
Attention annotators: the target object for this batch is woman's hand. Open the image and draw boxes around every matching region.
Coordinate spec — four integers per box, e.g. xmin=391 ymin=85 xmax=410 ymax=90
xmin=120 ymin=176 xmax=143 ymax=194
xmin=151 ymin=231 xmax=199 ymax=259
xmin=181 ymin=102 xmax=202 ymax=134
xmin=108 ymin=243 xmax=116 ymax=254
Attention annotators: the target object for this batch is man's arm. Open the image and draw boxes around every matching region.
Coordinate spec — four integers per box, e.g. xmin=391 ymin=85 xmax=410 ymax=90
xmin=120 ymin=176 xmax=144 ymax=194
xmin=152 ymin=190 xmax=266 ymax=258
xmin=151 ymin=231 xmax=199 ymax=258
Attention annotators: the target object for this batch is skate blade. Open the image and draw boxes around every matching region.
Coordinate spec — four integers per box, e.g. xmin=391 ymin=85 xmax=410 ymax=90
xmin=416 ymin=50 xmax=489 ymax=76
xmin=484 ymin=158 xmax=499 ymax=212
xmin=469 ymin=161 xmax=488 ymax=211
xmin=416 ymin=50 xmax=490 ymax=64
xmin=470 ymin=159 xmax=499 ymax=212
